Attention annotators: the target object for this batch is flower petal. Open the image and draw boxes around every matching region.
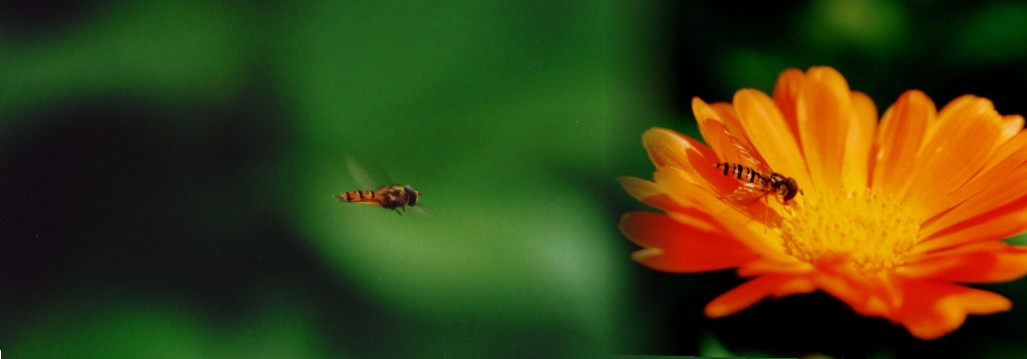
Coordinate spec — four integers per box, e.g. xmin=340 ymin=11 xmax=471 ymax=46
xmin=841 ymin=91 xmax=877 ymax=190
xmin=640 ymin=127 xmax=755 ymax=200
xmin=812 ymin=258 xmax=901 ymax=317
xmin=871 ymin=90 xmax=934 ymax=195
xmin=922 ymin=129 xmax=1027 ymax=222
xmin=643 ymin=127 xmax=717 ymax=170
xmin=652 ymin=167 xmax=794 ymax=263
xmin=618 ymin=176 xmax=661 ymax=200
xmin=899 ymin=243 xmax=1027 ymax=283
xmin=771 ymin=68 xmax=805 ymax=137
xmin=652 ymin=166 xmax=759 ymax=221
xmin=620 ymin=211 xmax=758 ymax=272
xmin=630 ymin=121 xmax=785 ymax=226
xmin=795 ymin=67 xmax=853 ymax=189
xmin=917 ymin=240 xmax=1008 ymax=257
xmin=917 ymin=194 xmax=1027 ymax=254
xmin=641 ymin=131 xmax=772 ymax=211
xmin=982 ymin=128 xmax=1027 ymax=174
xmin=895 ymin=279 xmax=1011 ymax=340
xmin=902 ymin=96 xmax=1003 ymax=213
xmin=618 ymin=175 xmax=755 ymax=238
xmin=1000 ymin=115 xmax=1025 ymax=143
xmin=692 ymin=97 xmax=763 ymax=168
xmin=704 ymin=274 xmax=814 ymax=318
xmin=617 ymin=176 xmax=691 ymax=214
xmin=732 ymin=89 xmax=811 ymax=188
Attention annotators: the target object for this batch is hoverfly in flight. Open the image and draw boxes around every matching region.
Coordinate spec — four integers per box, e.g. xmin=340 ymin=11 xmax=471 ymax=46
xmin=336 ymin=156 xmax=423 ymax=215
xmin=703 ymin=120 xmax=801 ymax=206
xmin=337 ymin=185 xmax=421 ymax=214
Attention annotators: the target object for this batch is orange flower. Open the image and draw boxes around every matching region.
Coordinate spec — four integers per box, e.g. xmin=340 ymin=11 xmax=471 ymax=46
xmin=619 ymin=66 xmax=1027 ymax=340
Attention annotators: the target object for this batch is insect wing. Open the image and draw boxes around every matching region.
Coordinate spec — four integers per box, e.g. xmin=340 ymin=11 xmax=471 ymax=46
xmin=407 ymin=203 xmax=431 ymax=218
xmin=723 ymin=182 xmax=769 ymax=206
xmin=706 ymin=120 xmax=771 ymax=173
xmin=345 ymin=155 xmax=392 ymax=189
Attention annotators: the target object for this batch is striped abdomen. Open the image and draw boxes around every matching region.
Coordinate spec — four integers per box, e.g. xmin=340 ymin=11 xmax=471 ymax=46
xmin=337 ymin=189 xmax=382 ymax=204
xmin=714 ymin=163 xmax=770 ymax=185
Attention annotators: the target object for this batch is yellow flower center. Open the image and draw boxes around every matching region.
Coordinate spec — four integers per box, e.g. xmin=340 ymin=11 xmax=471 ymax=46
xmin=779 ymin=189 xmax=920 ymax=273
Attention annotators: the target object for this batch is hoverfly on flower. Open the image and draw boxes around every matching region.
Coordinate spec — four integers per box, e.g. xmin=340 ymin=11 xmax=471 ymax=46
xmin=713 ymin=162 xmax=800 ymax=205
xmin=619 ymin=66 xmax=1027 ymax=340
xmin=705 ymin=118 xmax=801 ymax=206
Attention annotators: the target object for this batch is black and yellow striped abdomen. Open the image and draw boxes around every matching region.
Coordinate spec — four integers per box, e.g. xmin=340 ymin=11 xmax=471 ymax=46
xmin=714 ymin=163 xmax=770 ymax=185
xmin=337 ymin=189 xmax=382 ymax=204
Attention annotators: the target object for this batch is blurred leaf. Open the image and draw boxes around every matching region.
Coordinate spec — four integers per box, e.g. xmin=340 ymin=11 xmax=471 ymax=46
xmin=11 ymin=290 xmax=331 ymax=358
xmin=954 ymin=3 xmax=1027 ymax=66
xmin=0 ymin=2 xmax=246 ymax=120
xmin=12 ymin=303 xmax=208 ymax=358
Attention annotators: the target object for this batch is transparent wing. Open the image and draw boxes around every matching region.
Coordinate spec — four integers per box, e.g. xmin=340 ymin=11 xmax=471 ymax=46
xmin=408 ymin=204 xmax=432 ymax=218
xmin=706 ymin=120 xmax=771 ymax=173
xmin=345 ymin=155 xmax=393 ymax=189
xmin=723 ymin=182 xmax=769 ymax=206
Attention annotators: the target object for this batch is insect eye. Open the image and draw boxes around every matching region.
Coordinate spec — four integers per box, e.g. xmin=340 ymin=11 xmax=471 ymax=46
xmin=782 ymin=178 xmax=798 ymax=201
xmin=405 ymin=186 xmax=419 ymax=206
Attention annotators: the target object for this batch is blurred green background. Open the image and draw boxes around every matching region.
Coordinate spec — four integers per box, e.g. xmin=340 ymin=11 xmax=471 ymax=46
xmin=3 ymin=0 xmax=1027 ymax=357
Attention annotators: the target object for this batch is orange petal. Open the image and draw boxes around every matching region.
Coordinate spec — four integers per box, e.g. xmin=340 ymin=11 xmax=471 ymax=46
xmin=708 ymin=101 xmax=758 ymax=161
xmin=651 ymin=167 xmax=793 ymax=263
xmin=771 ymin=68 xmax=805 ymax=137
xmin=981 ymin=128 xmax=1027 ymax=174
xmin=710 ymin=101 xmax=746 ymax=133
xmin=910 ymin=240 xmax=1007 ymax=260
xmin=704 ymin=274 xmax=813 ymax=317
xmin=812 ymin=259 xmax=901 ymax=317
xmin=641 ymin=127 xmax=751 ymax=197
xmin=640 ymin=124 xmax=784 ymax=221
xmin=871 ymin=90 xmax=934 ymax=194
xmin=1000 ymin=115 xmax=1024 ymax=143
xmin=618 ymin=176 xmax=691 ymax=214
xmin=895 ymin=279 xmax=1011 ymax=340
xmin=899 ymin=243 xmax=1027 ymax=283
xmin=918 ymin=95 xmax=979 ymax=148
xmin=643 ymin=127 xmax=717 ymax=170
xmin=796 ymin=67 xmax=854 ymax=189
xmin=624 ymin=139 xmax=779 ymax=231
xmin=618 ymin=174 xmax=767 ymax=238
xmin=692 ymin=98 xmax=731 ymax=160
xmin=736 ymin=258 xmax=811 ymax=277
xmin=692 ymin=98 xmax=762 ymax=168
xmin=921 ymin=155 xmax=1027 ymax=241
xmin=646 ymin=131 xmax=759 ymax=200
xmin=917 ymin=194 xmax=1027 ymax=254
xmin=902 ymin=96 xmax=1002 ymax=213
xmin=618 ymin=176 xmax=662 ymax=201
xmin=841 ymin=91 xmax=877 ymax=190
xmin=732 ymin=89 xmax=810 ymax=187
xmin=923 ymin=129 xmax=1027 ymax=221
xmin=620 ymin=211 xmax=758 ymax=272
xmin=651 ymin=167 xmax=757 ymax=223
